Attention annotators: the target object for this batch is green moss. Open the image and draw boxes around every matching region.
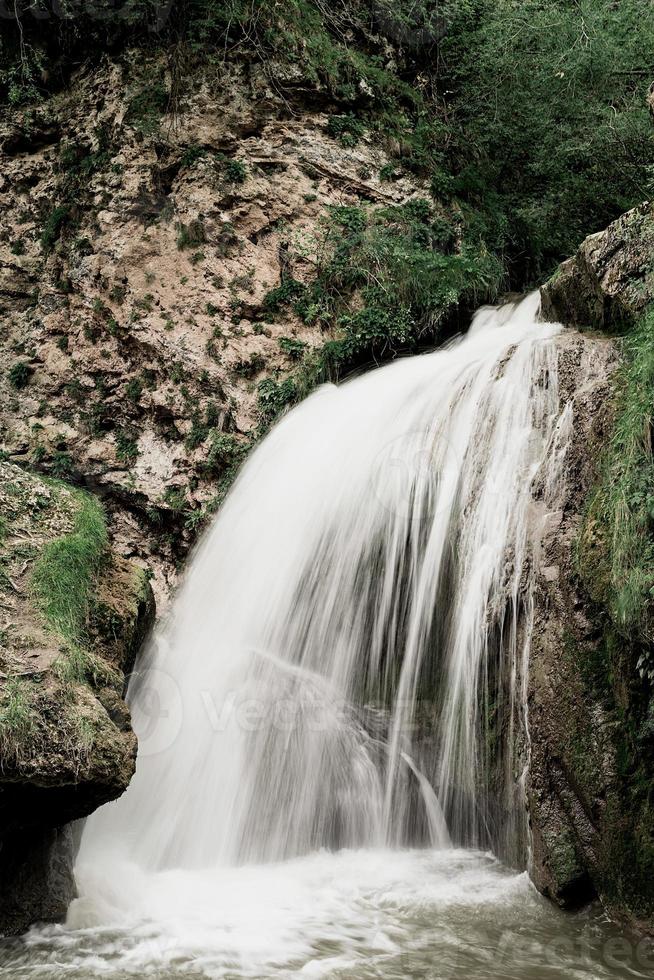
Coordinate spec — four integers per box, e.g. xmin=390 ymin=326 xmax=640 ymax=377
xmin=578 ymin=307 xmax=654 ymax=677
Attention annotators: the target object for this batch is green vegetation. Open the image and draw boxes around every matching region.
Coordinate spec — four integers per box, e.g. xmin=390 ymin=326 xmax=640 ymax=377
xmin=327 ymin=113 xmax=365 ymax=147
xmin=221 ymin=158 xmax=247 ymax=184
xmin=443 ymin=1 xmax=654 ymax=283
xmin=40 ymin=204 xmax=71 ymax=252
xmin=279 ymin=337 xmax=307 ymax=360
xmin=0 ymin=678 xmax=37 ymax=765
xmin=115 ymin=431 xmax=139 ymax=464
xmin=4 ymin=0 xmax=650 ymax=285
xmin=31 ymin=489 xmax=108 ymax=658
xmin=256 ymin=199 xmax=501 ymax=427
xmin=125 ymin=82 xmax=168 ymax=134
xmin=176 ymin=219 xmax=206 ymax=250
xmin=579 ymin=308 xmax=654 ymax=679
xmin=7 ymin=361 xmax=32 ymax=389
xmin=125 ymin=377 xmax=143 ymax=403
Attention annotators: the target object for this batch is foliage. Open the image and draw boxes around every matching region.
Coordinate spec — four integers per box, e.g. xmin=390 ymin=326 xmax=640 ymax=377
xmin=257 ymin=378 xmax=299 ymax=427
xmin=7 ymin=361 xmax=32 ymax=389
xmin=0 ymin=678 xmax=37 ymax=765
xmin=176 ymin=219 xmax=206 ymax=250
xmin=221 ymin=158 xmax=247 ymax=184
xmin=327 ymin=113 xmax=366 ymax=147
xmin=40 ymin=205 xmax=71 ymax=252
xmin=257 ymin=198 xmax=502 ymax=427
xmin=442 ymin=0 xmax=654 ymax=283
xmin=31 ymin=488 xmax=108 ymax=653
xmin=279 ymin=337 xmax=307 ymax=360
xmin=578 ymin=308 xmax=654 ymax=678
xmin=125 ymin=82 xmax=168 ymax=134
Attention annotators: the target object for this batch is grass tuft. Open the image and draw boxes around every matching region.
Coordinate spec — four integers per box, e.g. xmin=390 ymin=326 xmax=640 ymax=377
xmin=31 ymin=489 xmax=108 ymax=654
xmin=0 ymin=678 xmax=37 ymax=765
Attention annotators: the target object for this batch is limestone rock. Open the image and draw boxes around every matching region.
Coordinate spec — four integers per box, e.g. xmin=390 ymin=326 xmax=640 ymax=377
xmin=0 ymin=54 xmax=428 ymax=606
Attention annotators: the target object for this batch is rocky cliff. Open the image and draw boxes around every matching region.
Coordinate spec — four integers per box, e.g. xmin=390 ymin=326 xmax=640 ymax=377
xmin=0 ymin=51 xmax=445 ymax=605
xmin=0 ymin=462 xmax=154 ymax=935
xmin=529 ymin=203 xmax=654 ymax=932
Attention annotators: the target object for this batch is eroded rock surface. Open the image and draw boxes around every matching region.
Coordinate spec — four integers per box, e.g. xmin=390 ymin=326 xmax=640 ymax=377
xmin=528 ymin=234 xmax=654 ymax=933
xmin=0 ymin=54 xmax=428 ymax=603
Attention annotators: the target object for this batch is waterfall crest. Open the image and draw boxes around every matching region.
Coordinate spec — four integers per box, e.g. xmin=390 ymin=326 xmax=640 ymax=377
xmin=81 ymin=292 xmax=565 ymax=872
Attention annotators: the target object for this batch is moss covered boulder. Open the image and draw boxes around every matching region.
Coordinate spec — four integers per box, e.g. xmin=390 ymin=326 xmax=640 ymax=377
xmin=0 ymin=462 xmax=154 ymax=936
xmin=541 ymin=202 xmax=654 ymax=332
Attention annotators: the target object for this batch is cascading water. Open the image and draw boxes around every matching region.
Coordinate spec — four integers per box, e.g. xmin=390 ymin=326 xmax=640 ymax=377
xmin=3 ymin=295 xmax=641 ymax=980
xmin=85 ymin=292 xmax=562 ymax=872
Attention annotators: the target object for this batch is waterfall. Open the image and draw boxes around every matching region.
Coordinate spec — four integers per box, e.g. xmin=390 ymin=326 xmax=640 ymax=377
xmin=80 ymin=292 xmax=565 ymax=874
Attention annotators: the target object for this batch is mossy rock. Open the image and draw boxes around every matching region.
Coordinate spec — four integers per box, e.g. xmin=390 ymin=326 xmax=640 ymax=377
xmin=0 ymin=462 xmax=155 ymax=936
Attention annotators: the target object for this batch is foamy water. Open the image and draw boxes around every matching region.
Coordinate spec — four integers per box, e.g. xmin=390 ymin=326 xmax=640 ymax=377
xmin=2 ymin=850 xmax=649 ymax=979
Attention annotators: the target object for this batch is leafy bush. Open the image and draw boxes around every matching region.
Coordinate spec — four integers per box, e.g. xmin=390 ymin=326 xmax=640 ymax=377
xmin=257 ymin=378 xmax=299 ymax=426
xmin=205 ymin=432 xmax=245 ymax=474
xmin=327 ymin=113 xmax=365 ymax=147
xmin=223 ymin=159 xmax=247 ymax=184
xmin=279 ymin=337 xmax=307 ymax=360
xmin=263 ymin=279 xmax=307 ymax=313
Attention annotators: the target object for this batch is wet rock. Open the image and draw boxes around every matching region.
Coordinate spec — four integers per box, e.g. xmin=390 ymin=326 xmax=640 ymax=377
xmin=527 ymin=331 xmax=621 ymax=912
xmin=541 ymin=202 xmax=654 ymax=331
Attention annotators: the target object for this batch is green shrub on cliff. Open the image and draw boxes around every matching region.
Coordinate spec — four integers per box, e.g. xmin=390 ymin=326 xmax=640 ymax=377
xmin=256 ymin=198 xmax=502 ymax=427
xmin=579 ymin=307 xmax=654 ymax=677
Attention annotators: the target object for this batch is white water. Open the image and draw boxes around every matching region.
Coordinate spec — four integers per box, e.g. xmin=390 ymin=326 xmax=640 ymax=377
xmin=5 ymin=294 xmax=648 ymax=978
xmin=85 ymin=292 xmax=564 ymax=871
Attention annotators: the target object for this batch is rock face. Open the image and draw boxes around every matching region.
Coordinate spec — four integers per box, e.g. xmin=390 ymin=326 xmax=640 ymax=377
xmin=528 ymin=216 xmax=654 ymax=933
xmin=541 ymin=202 xmax=654 ymax=332
xmin=0 ymin=462 xmax=154 ymax=936
xmin=527 ymin=332 xmax=621 ymax=907
xmin=0 ymin=53 xmax=428 ymax=604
